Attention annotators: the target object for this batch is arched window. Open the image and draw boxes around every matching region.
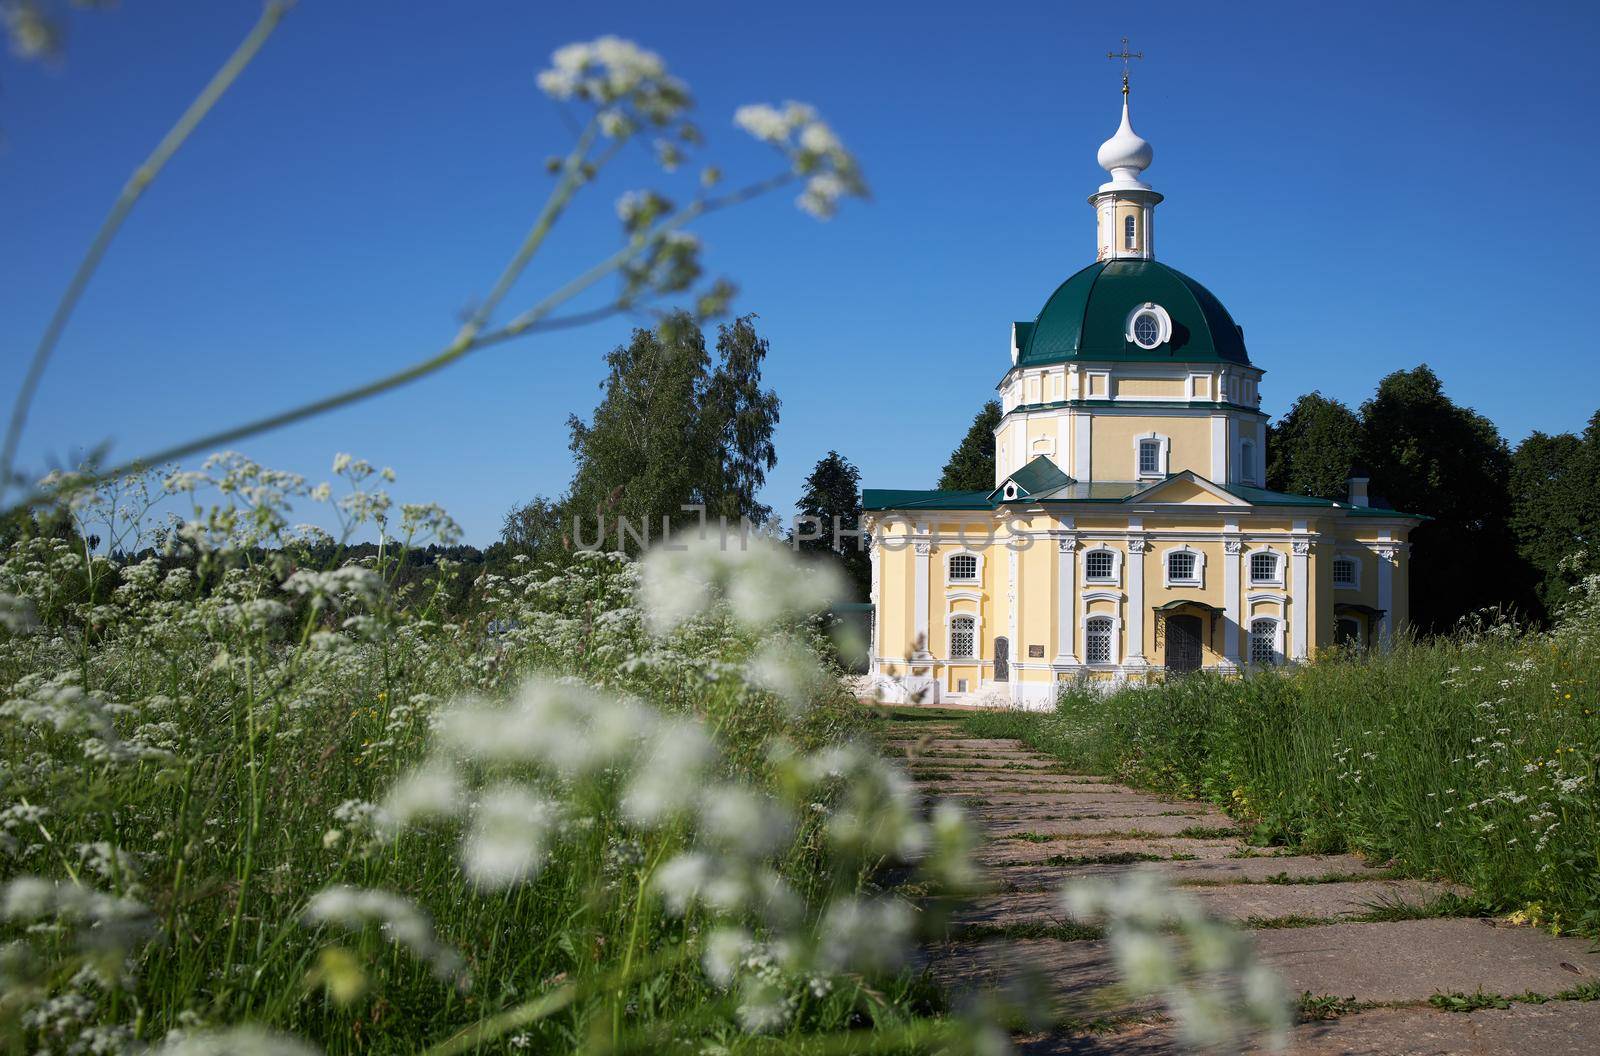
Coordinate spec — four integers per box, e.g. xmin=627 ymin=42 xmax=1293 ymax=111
xmin=1239 ymin=440 xmax=1255 ymax=485
xmin=1250 ymin=551 xmax=1280 ymax=585
xmin=1249 ymin=618 xmax=1278 ymax=665
xmin=1123 ymin=214 xmax=1137 ymax=250
xmin=949 ymin=615 xmax=976 ymax=659
xmin=1332 ymin=556 xmax=1358 ymax=587
xmin=1085 ymin=616 xmax=1114 ymax=665
xmin=1138 ymin=438 xmax=1162 ymax=476
xmin=1167 ymin=551 xmax=1198 ymax=584
xmin=948 ymin=553 xmax=978 ymax=583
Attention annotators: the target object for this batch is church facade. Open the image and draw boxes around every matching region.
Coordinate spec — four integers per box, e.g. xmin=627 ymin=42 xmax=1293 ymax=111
xmin=862 ymin=80 xmax=1420 ymax=707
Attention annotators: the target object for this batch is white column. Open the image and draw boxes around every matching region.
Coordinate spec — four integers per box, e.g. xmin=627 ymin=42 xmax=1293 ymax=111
xmin=1376 ymin=540 xmax=1396 ymax=649
xmin=868 ymin=528 xmax=880 ymax=674
xmin=1211 ymin=416 xmax=1227 ymax=482
xmin=1291 ymin=537 xmax=1311 ymax=661
xmin=913 ymin=531 xmax=930 ymax=654
xmin=1222 ymin=531 xmax=1242 ymax=668
xmin=1074 ymin=413 xmax=1092 ymax=480
xmin=1054 ymin=531 xmax=1079 ymax=666
xmin=1007 ymin=544 xmax=1020 ymax=703
xmin=1125 ymin=533 xmax=1149 ymax=666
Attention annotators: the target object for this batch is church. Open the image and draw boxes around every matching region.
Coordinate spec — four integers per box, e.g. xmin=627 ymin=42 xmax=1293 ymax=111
xmin=862 ymin=69 xmax=1420 ymax=706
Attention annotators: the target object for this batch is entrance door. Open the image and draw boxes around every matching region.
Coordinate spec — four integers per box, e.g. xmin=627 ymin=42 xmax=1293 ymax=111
xmin=1164 ymin=615 xmax=1202 ymax=674
xmin=993 ymin=637 xmax=1009 ymax=681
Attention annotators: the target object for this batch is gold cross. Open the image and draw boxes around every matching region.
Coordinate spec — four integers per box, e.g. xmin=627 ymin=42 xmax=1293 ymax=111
xmin=1107 ymin=36 xmax=1144 ymax=95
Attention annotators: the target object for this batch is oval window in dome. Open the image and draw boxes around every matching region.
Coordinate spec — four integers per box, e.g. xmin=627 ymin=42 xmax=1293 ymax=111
xmin=1132 ymin=310 xmax=1162 ymax=348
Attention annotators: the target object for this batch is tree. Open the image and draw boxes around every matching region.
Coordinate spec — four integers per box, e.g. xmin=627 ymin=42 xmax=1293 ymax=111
xmin=1360 ymin=365 xmax=1532 ymax=631
xmin=1265 ymin=392 xmax=1364 ymax=500
xmin=499 ymin=495 xmax=571 ymax=566
xmin=1510 ymin=412 xmax=1600 ymax=617
xmin=701 ymin=315 xmax=781 ymax=524
xmin=559 ymin=311 xmax=783 ymax=554
xmin=938 ymin=400 xmax=1002 ymax=491
xmin=795 ymin=451 xmax=869 ymax=600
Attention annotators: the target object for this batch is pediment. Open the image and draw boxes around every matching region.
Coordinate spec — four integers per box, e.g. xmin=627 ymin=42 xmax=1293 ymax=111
xmin=1129 ymin=471 xmax=1249 ymax=506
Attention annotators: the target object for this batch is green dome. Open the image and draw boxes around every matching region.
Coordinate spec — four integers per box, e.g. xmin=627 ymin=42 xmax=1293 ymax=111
xmin=1014 ymin=259 xmax=1251 ymax=369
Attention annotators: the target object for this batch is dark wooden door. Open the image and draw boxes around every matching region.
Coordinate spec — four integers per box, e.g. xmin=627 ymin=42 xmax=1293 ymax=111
xmin=1165 ymin=615 xmax=1202 ymax=674
xmin=993 ymin=637 xmax=1009 ymax=681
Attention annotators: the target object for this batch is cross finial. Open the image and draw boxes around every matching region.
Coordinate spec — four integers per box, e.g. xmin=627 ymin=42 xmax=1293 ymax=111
xmin=1107 ymin=36 xmax=1143 ymax=96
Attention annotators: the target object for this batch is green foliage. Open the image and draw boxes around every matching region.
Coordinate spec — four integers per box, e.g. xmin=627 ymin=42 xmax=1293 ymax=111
xmin=964 ymin=626 xmax=1600 ymax=936
xmin=560 ymin=312 xmax=781 ymax=555
xmin=1360 ymin=365 xmax=1529 ymax=630
xmin=937 ymin=400 xmax=1001 ymax=492
xmin=794 ymin=450 xmax=869 ymax=601
xmin=1510 ymin=412 xmax=1600 ymax=616
xmin=1264 ymin=392 xmax=1364 ymax=501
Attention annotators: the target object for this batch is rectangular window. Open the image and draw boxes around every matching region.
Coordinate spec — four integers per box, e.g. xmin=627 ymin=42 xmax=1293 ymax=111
xmin=1332 ymin=557 xmax=1357 ymax=586
xmin=950 ymin=616 xmax=976 ymax=659
xmin=1085 ymin=618 xmax=1113 ymax=665
xmin=1250 ymin=552 xmax=1278 ymax=584
xmin=948 ymin=554 xmax=978 ymax=582
xmin=1168 ymin=551 xmax=1197 ymax=583
xmin=1138 ymin=439 xmax=1161 ymax=476
xmin=1239 ymin=441 xmax=1255 ymax=485
xmin=1250 ymin=620 xmax=1277 ymax=665
xmin=1085 ymin=550 xmax=1115 ymax=581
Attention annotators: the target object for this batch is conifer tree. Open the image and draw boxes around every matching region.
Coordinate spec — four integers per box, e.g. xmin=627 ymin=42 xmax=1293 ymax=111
xmin=795 ymin=450 xmax=869 ymax=600
xmin=938 ymin=400 xmax=1002 ymax=491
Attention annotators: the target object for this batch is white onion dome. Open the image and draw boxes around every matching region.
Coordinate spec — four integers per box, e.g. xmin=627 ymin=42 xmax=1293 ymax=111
xmin=1096 ymin=98 xmax=1153 ymax=189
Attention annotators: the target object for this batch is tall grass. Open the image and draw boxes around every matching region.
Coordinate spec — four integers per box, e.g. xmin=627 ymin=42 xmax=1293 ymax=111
xmin=966 ymin=623 xmax=1600 ymax=935
xmin=0 ymin=459 xmax=982 ymax=1054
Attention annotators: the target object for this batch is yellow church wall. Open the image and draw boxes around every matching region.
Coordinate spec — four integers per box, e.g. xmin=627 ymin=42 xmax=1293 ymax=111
xmin=1112 ymin=376 xmax=1187 ymax=399
xmin=1090 ymin=415 xmax=1212 ymax=480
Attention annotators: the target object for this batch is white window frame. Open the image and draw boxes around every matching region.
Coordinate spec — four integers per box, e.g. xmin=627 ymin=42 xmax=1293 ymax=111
xmin=1124 ymin=213 xmax=1137 ymax=250
xmin=1247 ymin=547 xmax=1284 ymax=587
xmin=1082 ymin=613 xmax=1122 ymax=667
xmin=1081 ymin=546 xmax=1123 ymax=586
xmin=946 ymin=610 xmax=981 ymax=661
xmin=1331 ymin=552 xmax=1361 ymax=591
xmin=1125 ymin=303 xmax=1172 ymax=350
xmin=1161 ymin=544 xmax=1206 ymax=588
xmin=1247 ymin=615 xmax=1284 ymax=666
xmin=945 ymin=550 xmax=983 ymax=586
xmin=1239 ymin=438 xmax=1257 ymax=486
xmin=1132 ymin=431 xmax=1171 ymax=480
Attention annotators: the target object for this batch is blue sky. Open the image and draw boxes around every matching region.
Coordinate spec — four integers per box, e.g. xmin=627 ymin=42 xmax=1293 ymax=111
xmin=3 ymin=0 xmax=1597 ymax=544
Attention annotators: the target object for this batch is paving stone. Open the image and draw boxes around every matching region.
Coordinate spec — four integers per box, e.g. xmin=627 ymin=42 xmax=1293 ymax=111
xmin=955 ymin=880 xmax=1455 ymax=927
xmin=904 ymin=756 xmax=1064 ymax=770
xmin=966 ymin=802 xmax=1227 ymax=823
xmin=1188 ymin=879 xmax=1459 ymax=920
xmin=992 ymin=853 xmax=1389 ymax=890
xmin=979 ymin=837 xmax=1244 ymax=865
xmin=1250 ymin=918 xmax=1600 ymax=1002
xmin=1267 ymin=1001 xmax=1600 ymax=1056
xmin=985 ymin=815 xmax=1242 ymax=839
xmin=931 ymin=921 xmax=1600 ymax=1017
xmin=1016 ymin=1004 xmax=1600 ymax=1056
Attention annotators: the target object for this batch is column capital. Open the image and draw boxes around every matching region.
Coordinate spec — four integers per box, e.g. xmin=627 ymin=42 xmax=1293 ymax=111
xmin=1127 ymin=535 xmax=1151 ymax=555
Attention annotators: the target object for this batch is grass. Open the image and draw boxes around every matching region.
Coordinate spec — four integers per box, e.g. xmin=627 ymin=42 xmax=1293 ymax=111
xmin=0 ymin=483 xmax=972 ymax=1054
xmin=961 ymin=626 xmax=1600 ymax=936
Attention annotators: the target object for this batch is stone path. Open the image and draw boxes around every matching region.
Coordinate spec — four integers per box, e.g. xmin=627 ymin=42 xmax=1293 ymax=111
xmin=888 ymin=716 xmax=1600 ymax=1055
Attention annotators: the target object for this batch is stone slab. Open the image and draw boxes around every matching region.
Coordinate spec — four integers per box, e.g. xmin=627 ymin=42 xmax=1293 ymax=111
xmin=955 ymin=880 xmax=1455 ymax=926
xmin=979 ymin=837 xmax=1245 ymax=865
xmin=985 ymin=815 xmax=1242 ymax=839
xmin=967 ymin=803 xmax=1230 ymax=824
xmin=1015 ymin=1002 xmax=1600 ymax=1056
xmin=1269 ymin=1001 xmax=1600 ymax=1056
xmin=930 ymin=921 xmax=1600 ymax=1018
xmin=992 ymin=854 xmax=1389 ymax=891
xmin=1251 ymin=918 xmax=1600 ymax=1002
